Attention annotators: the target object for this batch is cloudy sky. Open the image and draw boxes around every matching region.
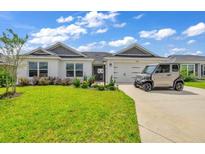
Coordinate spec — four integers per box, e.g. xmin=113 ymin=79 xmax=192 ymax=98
xmin=0 ymin=11 xmax=205 ymax=56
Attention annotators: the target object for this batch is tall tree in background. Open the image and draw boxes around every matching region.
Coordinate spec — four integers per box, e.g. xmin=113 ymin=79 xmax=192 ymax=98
xmin=0 ymin=29 xmax=28 ymax=95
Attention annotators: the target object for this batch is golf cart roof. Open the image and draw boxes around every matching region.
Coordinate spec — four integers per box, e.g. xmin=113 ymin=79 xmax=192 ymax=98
xmin=148 ymin=63 xmax=179 ymax=65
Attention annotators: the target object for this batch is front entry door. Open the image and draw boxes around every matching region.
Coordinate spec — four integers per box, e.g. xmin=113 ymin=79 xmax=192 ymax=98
xmin=93 ymin=66 xmax=104 ymax=81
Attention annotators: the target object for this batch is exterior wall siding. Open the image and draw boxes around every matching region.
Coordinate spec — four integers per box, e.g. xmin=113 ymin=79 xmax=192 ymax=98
xmin=17 ymin=56 xmax=205 ymax=83
xmin=17 ymin=58 xmax=93 ymax=80
xmin=59 ymin=60 xmax=93 ymax=79
xmin=17 ymin=58 xmax=60 ymax=79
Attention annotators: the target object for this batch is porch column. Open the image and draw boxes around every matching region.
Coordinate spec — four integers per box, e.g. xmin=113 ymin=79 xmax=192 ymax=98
xmin=106 ymin=60 xmax=114 ymax=83
xmin=198 ymin=64 xmax=201 ymax=79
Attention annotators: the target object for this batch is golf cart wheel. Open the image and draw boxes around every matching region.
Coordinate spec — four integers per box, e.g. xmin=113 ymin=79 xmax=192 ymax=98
xmin=134 ymin=82 xmax=139 ymax=88
xmin=142 ymin=82 xmax=152 ymax=92
xmin=175 ymin=82 xmax=184 ymax=91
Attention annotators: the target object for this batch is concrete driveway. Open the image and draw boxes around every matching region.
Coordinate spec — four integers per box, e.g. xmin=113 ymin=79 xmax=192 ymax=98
xmin=119 ymin=84 xmax=205 ymax=143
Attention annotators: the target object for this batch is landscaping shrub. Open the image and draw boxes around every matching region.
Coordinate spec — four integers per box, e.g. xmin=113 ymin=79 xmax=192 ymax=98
xmin=88 ymin=76 xmax=95 ymax=87
xmin=53 ymin=78 xmax=62 ymax=85
xmin=81 ymin=81 xmax=89 ymax=89
xmin=180 ymin=69 xmax=187 ymax=78
xmin=108 ymin=86 xmax=116 ymax=91
xmin=0 ymin=68 xmax=12 ymax=87
xmin=108 ymin=75 xmax=116 ymax=86
xmin=38 ymin=77 xmax=50 ymax=85
xmin=73 ymin=78 xmax=81 ymax=88
xmin=92 ymin=84 xmax=99 ymax=88
xmin=48 ymin=76 xmax=56 ymax=85
xmin=183 ymin=75 xmax=197 ymax=82
xmin=18 ymin=77 xmax=30 ymax=86
xmin=98 ymin=85 xmax=105 ymax=91
xmin=62 ymin=78 xmax=72 ymax=86
xmin=31 ymin=76 xmax=40 ymax=85
xmin=83 ymin=75 xmax=88 ymax=81
xmin=180 ymin=69 xmax=197 ymax=82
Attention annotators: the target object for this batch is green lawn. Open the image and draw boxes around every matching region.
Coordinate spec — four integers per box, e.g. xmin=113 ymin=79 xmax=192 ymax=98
xmin=0 ymin=86 xmax=140 ymax=143
xmin=185 ymin=80 xmax=205 ymax=89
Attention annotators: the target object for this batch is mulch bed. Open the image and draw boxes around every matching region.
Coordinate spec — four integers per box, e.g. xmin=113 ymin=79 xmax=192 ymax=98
xmin=0 ymin=92 xmax=22 ymax=99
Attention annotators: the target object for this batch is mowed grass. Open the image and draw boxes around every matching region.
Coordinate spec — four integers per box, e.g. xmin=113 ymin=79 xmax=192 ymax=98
xmin=185 ymin=80 xmax=205 ymax=89
xmin=0 ymin=86 xmax=140 ymax=143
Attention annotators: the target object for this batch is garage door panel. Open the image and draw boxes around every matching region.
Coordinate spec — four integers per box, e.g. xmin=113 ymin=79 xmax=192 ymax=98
xmin=114 ymin=63 xmax=145 ymax=83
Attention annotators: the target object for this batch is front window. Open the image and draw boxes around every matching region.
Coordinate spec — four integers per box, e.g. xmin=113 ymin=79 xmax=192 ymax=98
xmin=29 ymin=62 xmax=38 ymax=77
xmin=76 ymin=64 xmax=83 ymax=77
xmin=28 ymin=62 xmax=48 ymax=77
xmin=66 ymin=64 xmax=74 ymax=77
xmin=188 ymin=64 xmax=195 ymax=75
xmin=155 ymin=65 xmax=170 ymax=73
xmin=142 ymin=65 xmax=157 ymax=74
xmin=39 ymin=62 xmax=48 ymax=77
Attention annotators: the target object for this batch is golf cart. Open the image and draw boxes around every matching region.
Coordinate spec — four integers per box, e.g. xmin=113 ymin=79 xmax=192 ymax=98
xmin=134 ymin=63 xmax=184 ymax=92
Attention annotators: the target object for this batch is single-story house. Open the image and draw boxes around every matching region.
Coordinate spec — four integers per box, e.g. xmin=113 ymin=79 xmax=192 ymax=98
xmin=16 ymin=42 xmax=205 ymax=83
xmin=17 ymin=42 xmax=167 ymax=83
xmin=168 ymin=55 xmax=205 ymax=79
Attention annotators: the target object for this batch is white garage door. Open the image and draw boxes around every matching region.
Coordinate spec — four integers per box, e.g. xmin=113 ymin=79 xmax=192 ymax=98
xmin=114 ymin=63 xmax=145 ymax=83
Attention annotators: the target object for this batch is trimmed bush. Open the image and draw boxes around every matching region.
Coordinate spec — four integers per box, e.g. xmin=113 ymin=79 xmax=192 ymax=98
xmin=108 ymin=86 xmax=116 ymax=91
xmin=108 ymin=75 xmax=116 ymax=87
xmin=0 ymin=68 xmax=12 ymax=87
xmin=98 ymin=85 xmax=105 ymax=91
xmin=88 ymin=76 xmax=95 ymax=87
xmin=38 ymin=77 xmax=50 ymax=85
xmin=48 ymin=77 xmax=56 ymax=85
xmin=183 ymin=75 xmax=197 ymax=82
xmin=18 ymin=77 xmax=30 ymax=86
xmin=62 ymin=78 xmax=72 ymax=86
xmin=180 ymin=69 xmax=197 ymax=82
xmin=53 ymin=78 xmax=62 ymax=85
xmin=81 ymin=81 xmax=89 ymax=89
xmin=83 ymin=76 xmax=88 ymax=81
xmin=92 ymin=84 xmax=99 ymax=88
xmin=73 ymin=78 xmax=81 ymax=88
xmin=31 ymin=76 xmax=40 ymax=85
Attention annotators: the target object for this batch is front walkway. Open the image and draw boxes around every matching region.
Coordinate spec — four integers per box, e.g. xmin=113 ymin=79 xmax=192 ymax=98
xmin=119 ymin=84 xmax=205 ymax=143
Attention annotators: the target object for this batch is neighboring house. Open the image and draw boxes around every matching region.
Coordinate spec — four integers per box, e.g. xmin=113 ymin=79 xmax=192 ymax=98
xmin=168 ymin=55 xmax=205 ymax=79
xmin=17 ymin=42 xmax=167 ymax=83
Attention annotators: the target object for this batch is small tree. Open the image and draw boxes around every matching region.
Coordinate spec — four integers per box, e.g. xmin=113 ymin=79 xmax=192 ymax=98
xmin=0 ymin=29 xmax=28 ymax=94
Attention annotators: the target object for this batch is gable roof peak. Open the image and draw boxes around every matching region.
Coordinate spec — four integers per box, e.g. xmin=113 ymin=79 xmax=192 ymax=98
xmin=46 ymin=42 xmax=87 ymax=57
xmin=24 ymin=47 xmax=57 ymax=56
xmin=114 ymin=43 xmax=159 ymax=57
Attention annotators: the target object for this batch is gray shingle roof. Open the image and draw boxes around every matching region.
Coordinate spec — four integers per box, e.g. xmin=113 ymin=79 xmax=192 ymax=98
xmin=46 ymin=42 xmax=86 ymax=58
xmin=168 ymin=55 xmax=205 ymax=61
xmin=83 ymin=52 xmax=113 ymax=62
xmin=24 ymin=42 xmax=162 ymax=59
xmin=48 ymin=46 xmax=81 ymax=56
xmin=114 ymin=43 xmax=160 ymax=57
